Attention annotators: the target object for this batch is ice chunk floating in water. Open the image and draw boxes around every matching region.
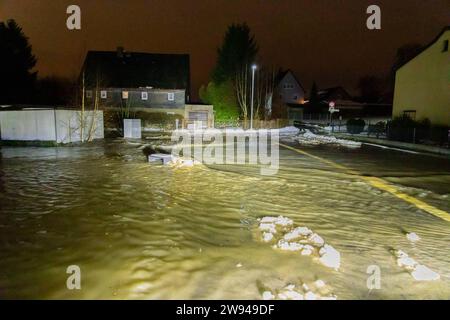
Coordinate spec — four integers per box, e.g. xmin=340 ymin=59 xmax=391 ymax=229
xmin=256 ymin=216 xmax=341 ymax=270
xmin=261 ymin=281 xmax=337 ymax=300
xmin=406 ymin=232 xmax=421 ymax=242
xmin=393 ymin=250 xmax=440 ymax=281
xmin=319 ymin=245 xmax=341 ymax=270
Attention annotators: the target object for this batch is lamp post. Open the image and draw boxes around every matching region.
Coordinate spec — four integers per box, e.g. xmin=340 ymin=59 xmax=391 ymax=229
xmin=250 ymin=64 xmax=257 ymax=130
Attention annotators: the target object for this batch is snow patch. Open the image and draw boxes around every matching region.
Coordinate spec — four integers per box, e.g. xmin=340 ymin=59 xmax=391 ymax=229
xmin=296 ymin=130 xmax=361 ymax=148
xmin=277 ymin=126 xmax=300 ymax=136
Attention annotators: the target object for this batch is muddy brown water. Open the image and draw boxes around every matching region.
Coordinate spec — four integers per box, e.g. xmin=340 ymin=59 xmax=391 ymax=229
xmin=0 ymin=139 xmax=449 ymax=299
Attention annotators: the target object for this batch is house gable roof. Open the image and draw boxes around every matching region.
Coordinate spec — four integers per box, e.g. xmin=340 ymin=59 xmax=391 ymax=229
xmin=397 ymin=26 xmax=450 ymax=71
xmin=82 ymin=49 xmax=190 ymax=96
xmin=277 ymin=69 xmax=305 ymax=92
xmin=317 ymin=86 xmax=352 ymax=101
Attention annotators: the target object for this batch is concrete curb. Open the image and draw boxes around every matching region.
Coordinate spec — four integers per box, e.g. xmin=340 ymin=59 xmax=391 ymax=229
xmin=333 ymin=133 xmax=450 ymax=157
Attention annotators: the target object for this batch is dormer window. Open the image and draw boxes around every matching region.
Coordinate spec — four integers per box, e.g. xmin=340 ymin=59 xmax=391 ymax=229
xmin=141 ymin=92 xmax=148 ymax=100
xmin=443 ymin=40 xmax=449 ymax=52
xmin=100 ymin=90 xmax=107 ymax=99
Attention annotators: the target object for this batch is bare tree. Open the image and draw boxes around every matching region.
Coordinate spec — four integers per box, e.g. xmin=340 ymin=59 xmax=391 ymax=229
xmin=236 ymin=65 xmax=276 ymax=123
xmin=235 ymin=64 xmax=250 ymax=121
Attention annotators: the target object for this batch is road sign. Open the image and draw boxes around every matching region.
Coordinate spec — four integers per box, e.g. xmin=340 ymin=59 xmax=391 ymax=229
xmin=329 ymin=106 xmax=340 ymax=113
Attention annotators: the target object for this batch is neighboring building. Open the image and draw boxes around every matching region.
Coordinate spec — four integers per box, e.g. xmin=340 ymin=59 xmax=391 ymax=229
xmin=317 ymin=86 xmax=352 ymax=102
xmin=276 ymin=70 xmax=306 ymax=105
xmin=80 ymin=48 xmax=214 ymax=128
xmin=393 ymin=26 xmax=450 ymax=126
xmin=82 ymin=48 xmax=191 ymax=101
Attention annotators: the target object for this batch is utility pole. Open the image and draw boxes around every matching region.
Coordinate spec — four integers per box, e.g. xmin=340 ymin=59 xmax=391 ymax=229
xmin=250 ymin=64 xmax=257 ymax=130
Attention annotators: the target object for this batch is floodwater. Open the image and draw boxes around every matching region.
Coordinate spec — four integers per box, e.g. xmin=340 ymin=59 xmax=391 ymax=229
xmin=0 ymin=138 xmax=449 ymax=299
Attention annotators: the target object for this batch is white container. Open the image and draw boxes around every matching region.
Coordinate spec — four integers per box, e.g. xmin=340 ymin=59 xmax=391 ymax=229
xmin=123 ymin=119 xmax=141 ymax=139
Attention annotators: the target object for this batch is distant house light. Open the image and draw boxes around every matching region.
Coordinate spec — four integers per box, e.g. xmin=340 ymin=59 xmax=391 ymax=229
xmin=141 ymin=91 xmax=148 ymax=100
xmin=122 ymin=91 xmax=129 ymax=99
xmin=100 ymin=90 xmax=107 ymax=99
xmin=86 ymin=90 xmax=93 ymax=98
xmin=168 ymin=92 xmax=175 ymax=101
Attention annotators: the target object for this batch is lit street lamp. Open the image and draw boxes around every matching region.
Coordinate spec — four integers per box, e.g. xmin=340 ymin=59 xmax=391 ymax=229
xmin=250 ymin=64 xmax=257 ymax=130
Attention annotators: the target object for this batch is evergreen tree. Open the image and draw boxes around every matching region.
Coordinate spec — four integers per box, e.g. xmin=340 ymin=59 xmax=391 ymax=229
xmin=0 ymin=19 xmax=37 ymax=103
xmin=212 ymin=23 xmax=258 ymax=83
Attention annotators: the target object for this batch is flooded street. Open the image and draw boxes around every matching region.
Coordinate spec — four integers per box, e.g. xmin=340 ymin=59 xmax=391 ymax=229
xmin=0 ymin=139 xmax=449 ymax=299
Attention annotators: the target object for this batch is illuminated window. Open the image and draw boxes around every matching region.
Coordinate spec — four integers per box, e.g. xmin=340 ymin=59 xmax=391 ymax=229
xmin=100 ymin=90 xmax=107 ymax=99
xmin=168 ymin=93 xmax=175 ymax=101
xmin=443 ymin=40 xmax=449 ymax=52
xmin=141 ymin=92 xmax=148 ymax=100
xmin=122 ymin=91 xmax=129 ymax=99
xmin=403 ymin=110 xmax=416 ymax=120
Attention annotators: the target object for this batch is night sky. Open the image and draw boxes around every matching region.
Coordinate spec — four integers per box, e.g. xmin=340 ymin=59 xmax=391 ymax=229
xmin=1 ymin=0 xmax=449 ymax=99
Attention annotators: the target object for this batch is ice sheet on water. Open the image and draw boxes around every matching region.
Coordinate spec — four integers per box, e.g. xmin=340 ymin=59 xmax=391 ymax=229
xmin=394 ymin=250 xmax=440 ymax=281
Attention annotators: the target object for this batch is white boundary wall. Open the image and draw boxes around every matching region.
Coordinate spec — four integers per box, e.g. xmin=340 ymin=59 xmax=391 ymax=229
xmin=0 ymin=109 xmax=104 ymax=144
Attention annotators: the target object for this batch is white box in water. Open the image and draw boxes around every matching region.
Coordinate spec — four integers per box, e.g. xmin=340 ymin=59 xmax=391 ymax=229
xmin=123 ymin=119 xmax=141 ymax=139
xmin=148 ymin=153 xmax=173 ymax=165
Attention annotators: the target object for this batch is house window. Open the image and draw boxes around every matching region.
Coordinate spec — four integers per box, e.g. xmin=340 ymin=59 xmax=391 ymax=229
xmin=122 ymin=91 xmax=129 ymax=99
xmin=100 ymin=90 xmax=107 ymax=99
xmin=403 ymin=110 xmax=416 ymax=120
xmin=86 ymin=90 xmax=93 ymax=99
xmin=443 ymin=40 xmax=449 ymax=52
xmin=168 ymin=92 xmax=175 ymax=101
xmin=141 ymin=91 xmax=148 ymax=100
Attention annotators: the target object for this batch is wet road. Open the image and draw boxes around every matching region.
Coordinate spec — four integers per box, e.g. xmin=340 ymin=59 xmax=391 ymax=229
xmin=0 ymin=138 xmax=449 ymax=299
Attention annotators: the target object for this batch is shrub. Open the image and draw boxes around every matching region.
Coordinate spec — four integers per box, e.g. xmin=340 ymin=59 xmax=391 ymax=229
xmin=387 ymin=115 xmax=417 ymax=142
xmin=199 ymin=80 xmax=240 ymax=122
xmin=346 ymin=118 xmax=366 ymax=134
xmin=387 ymin=115 xmax=449 ymax=145
xmin=368 ymin=121 xmax=386 ymax=137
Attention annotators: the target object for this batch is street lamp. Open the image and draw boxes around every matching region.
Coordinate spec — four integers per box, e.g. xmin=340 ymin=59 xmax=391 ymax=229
xmin=250 ymin=64 xmax=257 ymax=130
